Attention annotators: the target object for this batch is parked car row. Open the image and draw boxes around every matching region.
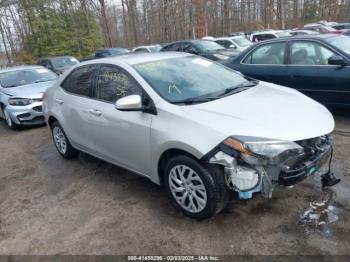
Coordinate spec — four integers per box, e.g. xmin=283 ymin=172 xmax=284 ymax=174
xmin=0 ymin=23 xmax=346 ymax=220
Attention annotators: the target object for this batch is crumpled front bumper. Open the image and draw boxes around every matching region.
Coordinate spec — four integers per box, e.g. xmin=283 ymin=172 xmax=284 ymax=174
xmin=279 ymin=146 xmax=332 ymax=186
xmin=6 ymin=102 xmax=45 ymax=126
xmin=205 ymin=134 xmax=333 ymax=199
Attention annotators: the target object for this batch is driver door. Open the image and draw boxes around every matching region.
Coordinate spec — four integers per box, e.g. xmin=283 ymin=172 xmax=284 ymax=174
xmin=287 ymin=40 xmax=350 ymax=106
xmin=87 ymin=64 xmax=153 ymax=174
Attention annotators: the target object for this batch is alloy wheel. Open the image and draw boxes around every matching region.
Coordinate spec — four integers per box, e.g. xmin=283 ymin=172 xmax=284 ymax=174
xmin=168 ymin=165 xmax=207 ymax=213
xmin=53 ymin=126 xmax=67 ymax=154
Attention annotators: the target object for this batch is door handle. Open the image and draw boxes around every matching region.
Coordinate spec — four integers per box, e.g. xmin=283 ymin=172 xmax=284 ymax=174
xmin=89 ymin=109 xmax=102 ymax=117
xmin=55 ymin=98 xmax=64 ymax=104
xmin=291 ymin=74 xmax=302 ymax=78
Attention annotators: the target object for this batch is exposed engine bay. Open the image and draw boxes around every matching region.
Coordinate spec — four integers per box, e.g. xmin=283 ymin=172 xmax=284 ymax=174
xmin=205 ymin=134 xmax=334 ymax=199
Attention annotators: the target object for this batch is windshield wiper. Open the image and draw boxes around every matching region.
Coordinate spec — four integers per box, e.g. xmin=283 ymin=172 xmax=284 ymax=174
xmin=216 ymin=80 xmax=259 ymax=98
xmin=35 ymin=79 xmax=52 ymax=83
xmin=172 ymin=96 xmax=218 ymax=105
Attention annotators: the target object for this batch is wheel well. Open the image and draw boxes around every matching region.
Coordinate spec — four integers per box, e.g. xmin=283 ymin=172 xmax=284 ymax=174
xmin=48 ymin=116 xmax=58 ymax=128
xmin=158 ymin=148 xmax=199 ymax=186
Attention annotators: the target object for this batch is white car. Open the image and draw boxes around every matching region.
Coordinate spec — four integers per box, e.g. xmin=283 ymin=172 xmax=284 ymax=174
xmin=43 ymin=52 xmax=338 ymax=219
xmin=132 ymin=45 xmax=162 ymax=53
xmin=250 ymin=30 xmax=292 ymax=42
xmin=215 ymin=36 xmax=253 ymax=52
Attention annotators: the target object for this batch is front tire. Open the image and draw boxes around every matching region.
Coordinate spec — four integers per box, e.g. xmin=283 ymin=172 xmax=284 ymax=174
xmin=164 ymin=155 xmax=229 ymax=220
xmin=2 ymin=106 xmax=17 ymax=129
xmin=51 ymin=121 xmax=79 ymax=159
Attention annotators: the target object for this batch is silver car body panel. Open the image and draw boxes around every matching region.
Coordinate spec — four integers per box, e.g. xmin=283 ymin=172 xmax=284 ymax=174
xmin=43 ymin=52 xmax=334 ymax=185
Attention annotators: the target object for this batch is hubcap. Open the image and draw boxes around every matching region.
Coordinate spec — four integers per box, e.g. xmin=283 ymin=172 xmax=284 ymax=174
xmin=3 ymin=109 xmax=12 ymax=127
xmin=169 ymin=165 xmax=207 ymax=213
xmin=53 ymin=126 xmax=67 ymax=154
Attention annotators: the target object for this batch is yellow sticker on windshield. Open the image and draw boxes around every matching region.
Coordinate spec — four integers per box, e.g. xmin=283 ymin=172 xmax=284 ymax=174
xmin=192 ymin=58 xmax=212 ymax=67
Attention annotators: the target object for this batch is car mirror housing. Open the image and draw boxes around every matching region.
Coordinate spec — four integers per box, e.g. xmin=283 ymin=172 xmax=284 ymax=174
xmin=229 ymin=44 xmax=237 ymax=49
xmin=328 ymin=55 xmax=347 ymax=66
xmin=115 ymin=95 xmax=143 ymax=111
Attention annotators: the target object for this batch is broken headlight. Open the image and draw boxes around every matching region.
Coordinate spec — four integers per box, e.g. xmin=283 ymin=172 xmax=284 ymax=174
xmin=223 ymin=136 xmax=304 ymax=164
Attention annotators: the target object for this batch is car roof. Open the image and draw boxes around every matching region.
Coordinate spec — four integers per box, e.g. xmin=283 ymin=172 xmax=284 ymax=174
xmin=97 ymin=48 xmax=128 ymax=52
xmin=251 ymin=30 xmax=284 ymax=35
xmin=39 ymin=56 xmax=76 ymax=60
xmin=81 ymin=52 xmax=192 ymax=66
xmin=257 ymin=33 xmax=341 ymax=43
xmin=0 ymin=65 xmax=45 ymax=73
xmin=135 ymin=45 xmax=160 ymax=49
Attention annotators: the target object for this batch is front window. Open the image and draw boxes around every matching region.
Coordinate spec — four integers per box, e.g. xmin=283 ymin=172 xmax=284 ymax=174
xmin=52 ymin=57 xmax=79 ymax=69
xmin=243 ymin=42 xmax=286 ymax=64
xmin=325 ymin=36 xmax=350 ymax=55
xmin=193 ymin=41 xmax=224 ymax=52
xmin=231 ymin=37 xmax=252 ymax=47
xmin=96 ymin=66 xmax=142 ymax=103
xmin=134 ymin=56 xmax=254 ymax=104
xmin=291 ymin=41 xmax=336 ymax=65
xmin=0 ymin=68 xmax=57 ymax=88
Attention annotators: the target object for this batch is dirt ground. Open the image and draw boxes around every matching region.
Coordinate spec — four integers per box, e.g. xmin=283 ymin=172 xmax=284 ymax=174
xmin=0 ymin=109 xmax=349 ymax=255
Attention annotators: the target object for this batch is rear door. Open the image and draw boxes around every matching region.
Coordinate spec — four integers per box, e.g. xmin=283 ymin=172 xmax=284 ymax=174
xmin=58 ymin=65 xmax=99 ymax=153
xmin=237 ymin=41 xmax=289 ymax=85
xmin=287 ymin=40 xmax=350 ymax=106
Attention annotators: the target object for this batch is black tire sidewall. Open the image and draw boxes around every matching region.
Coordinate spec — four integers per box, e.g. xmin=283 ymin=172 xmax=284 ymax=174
xmin=51 ymin=122 xmax=77 ymax=159
xmin=164 ymin=155 xmax=226 ymax=220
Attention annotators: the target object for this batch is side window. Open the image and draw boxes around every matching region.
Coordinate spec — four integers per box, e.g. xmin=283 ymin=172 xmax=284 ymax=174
xmin=182 ymin=43 xmax=198 ymax=54
xmin=61 ymin=66 xmax=98 ymax=97
xmin=164 ymin=43 xmax=181 ymax=51
xmin=96 ymin=66 xmax=143 ymax=103
xmin=216 ymin=40 xmax=231 ymax=48
xmin=252 ymin=35 xmax=262 ymax=42
xmin=262 ymin=34 xmax=276 ymax=40
xmin=243 ymin=42 xmax=286 ymax=64
xmin=134 ymin=48 xmax=147 ymax=53
xmin=291 ymin=41 xmax=336 ymax=65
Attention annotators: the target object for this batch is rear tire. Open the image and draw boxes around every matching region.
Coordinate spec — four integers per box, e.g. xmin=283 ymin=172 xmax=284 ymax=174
xmin=51 ymin=121 xmax=79 ymax=159
xmin=164 ymin=155 xmax=229 ymax=220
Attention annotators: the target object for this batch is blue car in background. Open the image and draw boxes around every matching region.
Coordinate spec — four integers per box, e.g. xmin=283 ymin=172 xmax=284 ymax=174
xmin=222 ymin=34 xmax=350 ymax=107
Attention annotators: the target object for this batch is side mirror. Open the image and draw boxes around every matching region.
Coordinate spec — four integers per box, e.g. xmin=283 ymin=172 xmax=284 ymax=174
xmin=115 ymin=95 xmax=142 ymax=111
xmin=328 ymin=55 xmax=347 ymax=66
xmin=229 ymin=44 xmax=237 ymax=49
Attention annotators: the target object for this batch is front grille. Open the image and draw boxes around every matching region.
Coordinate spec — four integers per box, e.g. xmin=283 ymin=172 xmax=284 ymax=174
xmin=32 ymin=106 xmax=42 ymax=112
xmin=17 ymin=113 xmax=31 ymax=118
xmin=283 ymin=134 xmax=332 ymax=169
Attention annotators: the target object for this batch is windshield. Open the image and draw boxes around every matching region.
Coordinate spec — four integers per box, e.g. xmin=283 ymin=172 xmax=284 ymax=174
xmin=325 ymin=36 xmax=350 ymax=55
xmin=193 ymin=41 xmax=225 ymax=52
xmin=134 ymin=56 xmax=252 ymax=104
xmin=52 ymin=57 xmax=79 ymax=68
xmin=0 ymin=68 xmax=57 ymax=88
xmin=276 ymin=31 xmax=292 ymax=37
xmin=231 ymin=37 xmax=252 ymax=47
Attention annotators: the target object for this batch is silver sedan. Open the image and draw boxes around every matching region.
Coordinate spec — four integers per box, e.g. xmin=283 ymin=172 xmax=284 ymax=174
xmin=44 ymin=52 xmax=336 ymax=219
xmin=0 ymin=65 xmax=57 ymax=129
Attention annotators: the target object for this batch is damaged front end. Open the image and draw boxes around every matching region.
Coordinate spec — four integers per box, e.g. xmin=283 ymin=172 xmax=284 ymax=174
xmin=203 ymin=134 xmax=333 ymax=200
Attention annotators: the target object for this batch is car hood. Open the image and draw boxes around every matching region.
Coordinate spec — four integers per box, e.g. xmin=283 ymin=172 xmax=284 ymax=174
xmin=181 ymin=82 xmax=334 ymax=142
xmin=2 ymin=80 xmax=56 ymax=98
